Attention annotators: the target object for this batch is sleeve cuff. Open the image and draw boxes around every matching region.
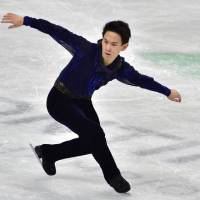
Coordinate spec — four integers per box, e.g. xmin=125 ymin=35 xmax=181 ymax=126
xmin=23 ymin=16 xmax=31 ymax=26
xmin=163 ymin=86 xmax=171 ymax=96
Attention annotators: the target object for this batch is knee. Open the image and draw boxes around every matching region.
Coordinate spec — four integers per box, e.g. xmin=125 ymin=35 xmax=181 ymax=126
xmin=89 ymin=125 xmax=105 ymax=140
xmin=80 ymin=127 xmax=106 ymax=147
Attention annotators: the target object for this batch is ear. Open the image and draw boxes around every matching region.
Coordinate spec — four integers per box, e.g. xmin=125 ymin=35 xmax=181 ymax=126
xmin=121 ymin=43 xmax=128 ymax=51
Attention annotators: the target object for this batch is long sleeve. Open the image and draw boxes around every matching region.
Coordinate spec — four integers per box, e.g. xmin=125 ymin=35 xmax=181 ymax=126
xmin=23 ymin=16 xmax=92 ymax=55
xmin=116 ymin=61 xmax=171 ymax=96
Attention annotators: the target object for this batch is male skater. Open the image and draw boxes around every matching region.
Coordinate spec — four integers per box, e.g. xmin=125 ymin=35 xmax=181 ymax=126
xmin=1 ymin=13 xmax=181 ymax=193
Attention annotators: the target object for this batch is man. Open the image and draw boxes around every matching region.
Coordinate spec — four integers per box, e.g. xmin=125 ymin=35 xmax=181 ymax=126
xmin=1 ymin=13 xmax=181 ymax=193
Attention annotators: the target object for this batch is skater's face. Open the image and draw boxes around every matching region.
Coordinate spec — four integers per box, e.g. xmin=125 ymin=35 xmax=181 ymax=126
xmin=102 ymin=31 xmax=128 ymax=65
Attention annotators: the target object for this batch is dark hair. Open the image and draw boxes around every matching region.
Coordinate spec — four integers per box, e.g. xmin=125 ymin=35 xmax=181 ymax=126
xmin=102 ymin=20 xmax=131 ymax=44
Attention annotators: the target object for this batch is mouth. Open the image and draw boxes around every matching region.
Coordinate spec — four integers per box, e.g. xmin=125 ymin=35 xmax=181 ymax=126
xmin=105 ymin=52 xmax=111 ymax=56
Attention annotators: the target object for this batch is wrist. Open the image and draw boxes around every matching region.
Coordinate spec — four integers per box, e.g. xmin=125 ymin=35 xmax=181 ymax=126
xmin=23 ymin=16 xmax=30 ymax=26
xmin=167 ymin=89 xmax=172 ymax=97
xmin=20 ymin=16 xmax=24 ymax=26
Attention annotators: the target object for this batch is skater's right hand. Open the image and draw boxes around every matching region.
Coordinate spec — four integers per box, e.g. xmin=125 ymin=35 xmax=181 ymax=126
xmin=1 ymin=13 xmax=24 ymax=29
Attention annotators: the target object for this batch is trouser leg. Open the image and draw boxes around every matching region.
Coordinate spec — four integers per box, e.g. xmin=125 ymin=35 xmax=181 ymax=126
xmin=43 ymin=88 xmax=121 ymax=182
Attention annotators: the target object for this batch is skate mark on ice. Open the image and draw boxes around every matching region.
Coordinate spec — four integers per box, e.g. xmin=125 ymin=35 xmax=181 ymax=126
xmin=131 ymin=125 xmax=184 ymax=140
xmin=43 ymin=121 xmax=71 ymax=135
xmin=135 ymin=141 xmax=200 ymax=156
xmin=0 ymin=146 xmax=27 ymax=154
xmin=167 ymin=153 xmax=200 ymax=163
xmin=134 ymin=179 xmax=162 ymax=186
xmin=101 ymin=120 xmax=118 ymax=127
xmin=0 ymin=96 xmax=31 ymax=116
xmin=2 ymin=114 xmax=49 ymax=124
xmin=110 ymin=124 xmax=184 ymax=144
xmin=157 ymin=178 xmax=200 ymax=196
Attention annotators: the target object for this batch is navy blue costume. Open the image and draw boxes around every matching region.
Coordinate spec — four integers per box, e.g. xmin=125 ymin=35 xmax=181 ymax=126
xmin=23 ymin=17 xmax=171 ymax=183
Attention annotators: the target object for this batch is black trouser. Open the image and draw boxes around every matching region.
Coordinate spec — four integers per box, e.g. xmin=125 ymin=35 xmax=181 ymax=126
xmin=42 ymin=87 xmax=121 ymax=183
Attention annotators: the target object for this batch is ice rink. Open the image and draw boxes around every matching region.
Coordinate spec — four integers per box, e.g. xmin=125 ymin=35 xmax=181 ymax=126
xmin=0 ymin=0 xmax=200 ymax=199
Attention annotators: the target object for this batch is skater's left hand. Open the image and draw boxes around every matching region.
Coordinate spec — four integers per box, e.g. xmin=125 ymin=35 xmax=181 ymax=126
xmin=167 ymin=89 xmax=182 ymax=103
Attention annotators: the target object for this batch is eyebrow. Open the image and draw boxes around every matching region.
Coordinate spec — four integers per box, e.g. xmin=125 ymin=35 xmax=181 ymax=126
xmin=104 ymin=38 xmax=120 ymax=45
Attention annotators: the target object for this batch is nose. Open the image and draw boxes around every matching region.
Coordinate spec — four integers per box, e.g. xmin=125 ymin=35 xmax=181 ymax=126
xmin=105 ymin=44 xmax=112 ymax=52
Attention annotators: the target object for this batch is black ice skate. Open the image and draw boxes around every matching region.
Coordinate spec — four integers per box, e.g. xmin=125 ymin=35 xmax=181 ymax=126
xmin=109 ymin=175 xmax=131 ymax=193
xmin=29 ymin=143 xmax=56 ymax=176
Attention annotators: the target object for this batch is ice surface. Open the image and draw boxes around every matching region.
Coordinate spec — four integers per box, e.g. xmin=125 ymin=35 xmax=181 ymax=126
xmin=0 ymin=0 xmax=200 ymax=199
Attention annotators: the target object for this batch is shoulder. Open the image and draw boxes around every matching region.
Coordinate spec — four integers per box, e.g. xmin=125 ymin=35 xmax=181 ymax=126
xmin=118 ymin=56 xmax=133 ymax=71
xmin=120 ymin=56 xmax=132 ymax=67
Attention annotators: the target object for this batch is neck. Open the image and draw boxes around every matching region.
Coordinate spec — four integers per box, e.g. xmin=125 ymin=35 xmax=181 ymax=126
xmin=102 ymin=55 xmax=118 ymax=66
xmin=103 ymin=59 xmax=113 ymax=66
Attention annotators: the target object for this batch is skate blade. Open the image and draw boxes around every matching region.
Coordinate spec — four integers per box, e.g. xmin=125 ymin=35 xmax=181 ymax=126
xmin=29 ymin=143 xmax=42 ymax=167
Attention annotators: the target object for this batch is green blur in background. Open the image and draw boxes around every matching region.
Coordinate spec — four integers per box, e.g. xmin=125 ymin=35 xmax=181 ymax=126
xmin=141 ymin=53 xmax=200 ymax=79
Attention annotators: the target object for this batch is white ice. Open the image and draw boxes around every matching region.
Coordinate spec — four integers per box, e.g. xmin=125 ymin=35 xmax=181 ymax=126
xmin=0 ymin=0 xmax=200 ymax=200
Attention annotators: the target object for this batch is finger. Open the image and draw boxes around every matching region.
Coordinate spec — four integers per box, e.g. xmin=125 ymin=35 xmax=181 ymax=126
xmin=177 ymin=94 xmax=182 ymax=102
xmin=1 ymin=19 xmax=12 ymax=24
xmin=3 ymin=14 xmax=10 ymax=19
xmin=5 ymin=13 xmax=15 ymax=17
xmin=2 ymin=16 xmax=9 ymax=20
xmin=2 ymin=17 xmax=12 ymax=22
xmin=2 ymin=14 xmax=14 ymax=21
xmin=173 ymin=98 xmax=181 ymax=103
xmin=1 ymin=20 xmax=11 ymax=23
xmin=3 ymin=15 xmax=12 ymax=18
xmin=1 ymin=17 xmax=12 ymax=21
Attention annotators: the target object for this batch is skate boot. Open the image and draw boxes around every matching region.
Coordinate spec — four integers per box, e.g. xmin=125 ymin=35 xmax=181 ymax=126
xmin=35 ymin=145 xmax=56 ymax=176
xmin=109 ymin=175 xmax=131 ymax=193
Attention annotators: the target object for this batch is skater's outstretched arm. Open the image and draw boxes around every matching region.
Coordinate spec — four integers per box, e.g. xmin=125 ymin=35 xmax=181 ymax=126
xmin=116 ymin=61 xmax=182 ymax=103
xmin=1 ymin=13 xmax=92 ymax=55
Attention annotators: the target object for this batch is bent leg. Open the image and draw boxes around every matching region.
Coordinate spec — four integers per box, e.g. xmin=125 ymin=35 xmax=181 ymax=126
xmin=44 ymin=88 xmax=121 ymax=182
